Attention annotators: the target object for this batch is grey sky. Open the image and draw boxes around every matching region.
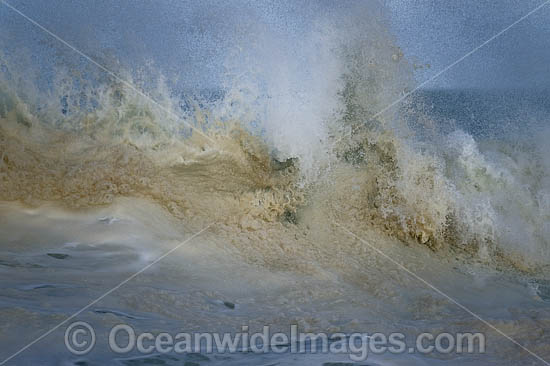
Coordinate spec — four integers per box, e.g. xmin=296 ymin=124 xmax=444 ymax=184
xmin=2 ymin=0 xmax=550 ymax=90
xmin=385 ymin=0 xmax=550 ymax=89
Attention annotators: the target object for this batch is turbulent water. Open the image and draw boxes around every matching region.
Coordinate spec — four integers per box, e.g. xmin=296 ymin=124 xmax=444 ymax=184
xmin=1 ymin=1 xmax=550 ymax=365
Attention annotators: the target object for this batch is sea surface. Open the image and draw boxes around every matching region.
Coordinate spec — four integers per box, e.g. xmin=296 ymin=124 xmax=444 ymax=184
xmin=1 ymin=1 xmax=550 ymax=365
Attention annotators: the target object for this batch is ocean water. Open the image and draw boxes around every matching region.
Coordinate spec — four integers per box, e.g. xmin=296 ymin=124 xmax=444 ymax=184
xmin=1 ymin=1 xmax=550 ymax=365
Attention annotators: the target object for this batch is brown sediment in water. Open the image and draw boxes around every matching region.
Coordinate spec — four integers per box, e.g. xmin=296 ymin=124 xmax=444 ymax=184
xmin=1 ymin=88 xmax=548 ymax=275
xmin=0 ymin=106 xmax=304 ymax=229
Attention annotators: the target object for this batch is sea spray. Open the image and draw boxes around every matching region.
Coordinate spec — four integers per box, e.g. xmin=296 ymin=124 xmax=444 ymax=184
xmin=1 ymin=1 xmax=549 ymax=268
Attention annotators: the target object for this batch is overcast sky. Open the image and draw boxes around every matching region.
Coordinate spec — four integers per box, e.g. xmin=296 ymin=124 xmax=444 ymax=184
xmin=385 ymin=0 xmax=550 ymax=89
xmin=2 ymin=0 xmax=550 ymax=90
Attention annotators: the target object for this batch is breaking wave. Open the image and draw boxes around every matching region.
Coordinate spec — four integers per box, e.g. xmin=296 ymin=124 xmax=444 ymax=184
xmin=1 ymin=0 xmax=549 ymax=270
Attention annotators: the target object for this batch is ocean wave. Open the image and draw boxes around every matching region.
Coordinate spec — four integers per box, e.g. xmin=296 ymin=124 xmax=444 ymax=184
xmin=1 ymin=1 xmax=549 ymax=271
